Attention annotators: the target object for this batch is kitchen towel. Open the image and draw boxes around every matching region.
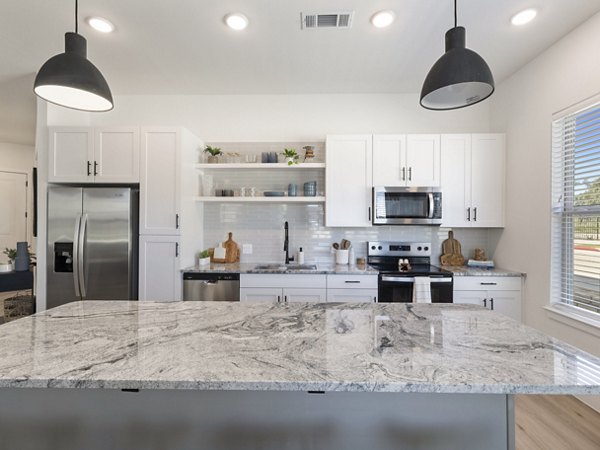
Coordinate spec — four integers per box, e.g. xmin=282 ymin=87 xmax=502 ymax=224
xmin=412 ymin=277 xmax=432 ymax=303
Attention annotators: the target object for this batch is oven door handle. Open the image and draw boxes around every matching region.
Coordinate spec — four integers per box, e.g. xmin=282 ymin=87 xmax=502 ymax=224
xmin=428 ymin=193 xmax=435 ymax=218
xmin=380 ymin=276 xmax=452 ymax=283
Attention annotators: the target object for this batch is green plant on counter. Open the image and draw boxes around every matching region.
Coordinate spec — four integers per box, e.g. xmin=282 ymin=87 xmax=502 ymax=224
xmin=281 ymin=148 xmax=299 ymax=165
xmin=3 ymin=248 xmax=16 ymax=262
xmin=199 ymin=249 xmax=210 ymax=258
xmin=203 ymin=145 xmax=223 ymax=156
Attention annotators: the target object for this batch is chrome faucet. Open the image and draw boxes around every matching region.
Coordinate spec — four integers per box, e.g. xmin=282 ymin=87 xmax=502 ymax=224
xmin=284 ymin=221 xmax=294 ymax=264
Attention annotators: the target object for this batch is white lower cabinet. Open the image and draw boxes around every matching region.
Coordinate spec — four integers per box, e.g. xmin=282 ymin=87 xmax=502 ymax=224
xmin=239 ymin=274 xmax=377 ymax=303
xmin=453 ymin=276 xmax=522 ymax=321
xmin=326 ymin=275 xmax=378 ymax=303
xmin=240 ymin=274 xmax=327 ymax=303
xmin=139 ymin=235 xmax=181 ymax=302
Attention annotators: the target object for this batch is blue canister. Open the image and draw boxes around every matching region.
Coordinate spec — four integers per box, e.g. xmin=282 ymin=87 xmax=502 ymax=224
xmin=288 ymin=184 xmax=298 ymax=197
xmin=261 ymin=152 xmax=269 ymax=163
xmin=14 ymin=242 xmax=29 ymax=271
xmin=268 ymin=152 xmax=278 ymax=163
xmin=303 ymin=181 xmax=317 ymax=197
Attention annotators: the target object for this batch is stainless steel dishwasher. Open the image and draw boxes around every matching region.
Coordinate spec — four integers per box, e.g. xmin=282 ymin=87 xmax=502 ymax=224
xmin=182 ymin=273 xmax=240 ymax=301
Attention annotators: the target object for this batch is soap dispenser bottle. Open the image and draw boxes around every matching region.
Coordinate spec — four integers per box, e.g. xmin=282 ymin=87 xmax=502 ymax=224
xmin=297 ymin=247 xmax=305 ymax=264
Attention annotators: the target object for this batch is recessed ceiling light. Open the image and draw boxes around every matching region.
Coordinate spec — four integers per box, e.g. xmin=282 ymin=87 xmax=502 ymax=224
xmin=87 ymin=16 xmax=115 ymax=33
xmin=224 ymin=13 xmax=249 ymax=31
xmin=511 ymin=9 xmax=537 ymax=26
xmin=371 ymin=10 xmax=395 ymax=28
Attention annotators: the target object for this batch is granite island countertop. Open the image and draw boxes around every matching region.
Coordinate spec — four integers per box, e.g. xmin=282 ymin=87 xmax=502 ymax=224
xmin=0 ymin=301 xmax=599 ymax=394
xmin=182 ymin=262 xmax=379 ymax=275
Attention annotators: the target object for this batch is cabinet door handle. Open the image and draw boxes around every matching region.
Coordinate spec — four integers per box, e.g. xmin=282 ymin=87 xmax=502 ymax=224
xmin=480 ymin=282 xmax=497 ymax=286
xmin=467 ymin=207 xmax=471 ymax=221
xmin=490 ymin=298 xmax=494 ymax=310
xmin=175 ymin=243 xmax=179 ymax=257
xmin=473 ymin=207 xmax=477 ymax=222
xmin=175 ymin=214 xmax=180 ymax=229
xmin=368 ymin=207 xmax=371 ymax=222
xmin=408 ymin=167 xmax=412 ymax=181
xmin=277 ymin=295 xmax=281 ymax=303
xmin=402 ymin=167 xmax=406 ymax=181
xmin=344 ymin=280 xmax=361 ymax=284
xmin=93 ymin=161 xmax=98 ymax=176
xmin=87 ymin=161 xmax=92 ymax=176
xmin=483 ymin=298 xmax=487 ymax=308
xmin=284 ymin=296 xmax=287 ymax=303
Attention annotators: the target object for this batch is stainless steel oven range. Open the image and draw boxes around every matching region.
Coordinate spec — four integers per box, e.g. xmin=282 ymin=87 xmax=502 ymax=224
xmin=367 ymin=241 xmax=453 ymax=303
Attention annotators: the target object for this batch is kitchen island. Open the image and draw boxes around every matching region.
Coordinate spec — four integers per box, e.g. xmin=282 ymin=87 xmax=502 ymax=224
xmin=1 ymin=301 xmax=599 ymax=449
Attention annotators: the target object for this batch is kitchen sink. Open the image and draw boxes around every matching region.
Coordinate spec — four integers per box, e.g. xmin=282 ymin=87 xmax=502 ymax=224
xmin=254 ymin=264 xmax=318 ymax=271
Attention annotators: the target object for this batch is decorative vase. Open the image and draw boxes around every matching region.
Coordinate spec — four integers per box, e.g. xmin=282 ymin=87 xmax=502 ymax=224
xmin=285 ymin=157 xmax=295 ymax=165
xmin=198 ymin=256 xmax=211 ymax=266
xmin=207 ymin=155 xmax=219 ymax=163
xmin=14 ymin=242 xmax=29 ymax=271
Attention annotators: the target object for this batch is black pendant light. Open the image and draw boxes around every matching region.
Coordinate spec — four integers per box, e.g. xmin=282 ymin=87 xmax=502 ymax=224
xmin=34 ymin=0 xmax=113 ymax=112
xmin=420 ymin=0 xmax=494 ymax=110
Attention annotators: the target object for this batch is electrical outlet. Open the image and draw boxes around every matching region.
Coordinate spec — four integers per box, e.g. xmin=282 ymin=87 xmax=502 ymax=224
xmin=242 ymin=244 xmax=253 ymax=254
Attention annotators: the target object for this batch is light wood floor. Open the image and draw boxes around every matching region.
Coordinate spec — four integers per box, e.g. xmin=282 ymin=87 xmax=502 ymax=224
xmin=516 ymin=395 xmax=600 ymax=449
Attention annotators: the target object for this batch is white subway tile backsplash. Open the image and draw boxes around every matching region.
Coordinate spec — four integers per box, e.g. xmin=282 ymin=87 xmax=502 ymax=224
xmin=204 ymin=203 xmax=495 ymax=266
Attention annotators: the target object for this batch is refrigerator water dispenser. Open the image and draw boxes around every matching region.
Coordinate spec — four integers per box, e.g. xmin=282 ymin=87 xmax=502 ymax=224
xmin=53 ymin=242 xmax=73 ymax=272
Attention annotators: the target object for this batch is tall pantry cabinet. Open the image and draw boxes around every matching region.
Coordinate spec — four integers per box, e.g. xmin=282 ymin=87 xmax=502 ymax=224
xmin=138 ymin=127 xmax=203 ymax=301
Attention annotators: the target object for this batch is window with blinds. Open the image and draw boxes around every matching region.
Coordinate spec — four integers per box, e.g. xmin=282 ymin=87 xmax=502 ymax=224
xmin=552 ymin=102 xmax=600 ymax=316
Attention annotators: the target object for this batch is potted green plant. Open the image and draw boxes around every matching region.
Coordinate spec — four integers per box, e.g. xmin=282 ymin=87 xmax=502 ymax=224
xmin=2 ymin=248 xmax=17 ymax=271
xmin=204 ymin=145 xmax=223 ymax=163
xmin=198 ymin=249 xmax=211 ymax=266
xmin=281 ymin=148 xmax=299 ymax=166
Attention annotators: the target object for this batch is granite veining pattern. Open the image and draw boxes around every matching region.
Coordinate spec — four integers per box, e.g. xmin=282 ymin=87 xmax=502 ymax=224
xmin=0 ymin=301 xmax=599 ymax=394
xmin=182 ymin=263 xmax=379 ymax=275
xmin=443 ymin=266 xmax=525 ymax=277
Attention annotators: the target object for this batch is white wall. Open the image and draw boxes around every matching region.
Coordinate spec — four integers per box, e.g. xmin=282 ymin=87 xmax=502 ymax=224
xmin=490 ymin=12 xmax=600 ymax=411
xmin=87 ymin=93 xmax=491 ymax=138
xmin=0 ymin=141 xmax=35 ymax=244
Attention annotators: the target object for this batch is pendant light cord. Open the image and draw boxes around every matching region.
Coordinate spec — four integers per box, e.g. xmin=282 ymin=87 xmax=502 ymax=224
xmin=454 ymin=0 xmax=457 ymax=28
xmin=75 ymin=0 xmax=78 ymax=33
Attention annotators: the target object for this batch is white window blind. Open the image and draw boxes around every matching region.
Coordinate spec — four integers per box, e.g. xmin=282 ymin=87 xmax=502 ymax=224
xmin=552 ymin=102 xmax=600 ymax=315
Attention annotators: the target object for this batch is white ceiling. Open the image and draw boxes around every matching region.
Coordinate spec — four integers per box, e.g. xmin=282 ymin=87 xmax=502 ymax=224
xmin=2 ymin=0 xmax=600 ymax=145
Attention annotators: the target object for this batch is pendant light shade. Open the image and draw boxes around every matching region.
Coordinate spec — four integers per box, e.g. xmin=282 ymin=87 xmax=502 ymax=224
xmin=420 ymin=5 xmax=494 ymax=110
xmin=34 ymin=2 xmax=113 ymax=112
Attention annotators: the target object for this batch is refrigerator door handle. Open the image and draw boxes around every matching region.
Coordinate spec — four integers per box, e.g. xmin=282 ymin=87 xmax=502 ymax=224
xmin=78 ymin=214 xmax=88 ymax=298
xmin=73 ymin=215 xmax=82 ymax=297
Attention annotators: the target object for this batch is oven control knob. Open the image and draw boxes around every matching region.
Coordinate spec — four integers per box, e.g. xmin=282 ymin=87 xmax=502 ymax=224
xmin=378 ymin=246 xmax=383 ymax=250
xmin=371 ymin=246 xmax=376 ymax=250
xmin=417 ymin=246 xmax=422 ymax=251
xmin=424 ymin=246 xmax=429 ymax=251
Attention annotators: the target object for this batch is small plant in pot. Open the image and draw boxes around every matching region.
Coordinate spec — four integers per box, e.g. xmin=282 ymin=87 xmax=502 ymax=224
xmin=2 ymin=248 xmax=16 ymax=272
xmin=281 ymin=148 xmax=299 ymax=166
xmin=204 ymin=145 xmax=223 ymax=163
xmin=198 ymin=249 xmax=211 ymax=266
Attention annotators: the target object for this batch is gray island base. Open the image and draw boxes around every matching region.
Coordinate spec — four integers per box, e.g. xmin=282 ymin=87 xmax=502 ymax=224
xmin=1 ymin=301 xmax=600 ymax=450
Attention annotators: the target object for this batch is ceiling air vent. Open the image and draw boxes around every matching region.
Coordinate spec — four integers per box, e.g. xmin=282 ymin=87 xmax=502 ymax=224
xmin=301 ymin=11 xmax=354 ymax=30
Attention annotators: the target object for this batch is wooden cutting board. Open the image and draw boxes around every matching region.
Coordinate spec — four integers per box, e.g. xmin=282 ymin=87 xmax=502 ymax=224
xmin=223 ymin=232 xmax=240 ymax=263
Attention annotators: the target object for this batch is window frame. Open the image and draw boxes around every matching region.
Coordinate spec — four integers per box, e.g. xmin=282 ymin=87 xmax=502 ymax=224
xmin=551 ymin=96 xmax=600 ymax=327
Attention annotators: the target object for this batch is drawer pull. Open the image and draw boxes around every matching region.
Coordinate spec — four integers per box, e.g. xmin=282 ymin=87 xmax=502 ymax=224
xmin=344 ymin=280 xmax=361 ymax=284
xmin=480 ymin=282 xmax=497 ymax=286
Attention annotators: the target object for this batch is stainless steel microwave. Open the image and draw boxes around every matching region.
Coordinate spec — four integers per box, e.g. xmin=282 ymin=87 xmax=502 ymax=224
xmin=373 ymin=187 xmax=442 ymax=225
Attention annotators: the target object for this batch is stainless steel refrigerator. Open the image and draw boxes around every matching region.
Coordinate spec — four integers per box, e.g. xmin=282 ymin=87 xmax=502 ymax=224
xmin=47 ymin=187 xmax=138 ymax=309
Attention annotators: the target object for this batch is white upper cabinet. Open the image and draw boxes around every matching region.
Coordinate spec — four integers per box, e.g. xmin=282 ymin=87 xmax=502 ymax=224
xmin=48 ymin=128 xmax=94 ymax=183
xmin=48 ymin=127 xmax=139 ymax=183
xmin=441 ymin=134 xmax=471 ymax=227
xmin=326 ymin=135 xmax=373 ymax=227
xmin=372 ymin=134 xmax=440 ymax=187
xmin=94 ymin=128 xmax=140 ymax=183
xmin=140 ymin=128 xmax=181 ymax=235
xmin=405 ymin=134 xmax=441 ymax=187
xmin=372 ymin=135 xmax=406 ymax=186
xmin=441 ymin=133 xmax=505 ymax=228
xmin=470 ymin=134 xmax=505 ymax=228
